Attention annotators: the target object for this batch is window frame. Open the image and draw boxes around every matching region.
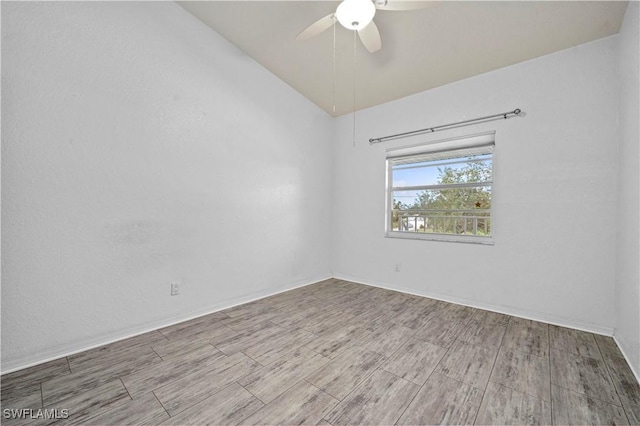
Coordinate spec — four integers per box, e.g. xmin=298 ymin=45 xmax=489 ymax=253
xmin=385 ymin=132 xmax=496 ymax=245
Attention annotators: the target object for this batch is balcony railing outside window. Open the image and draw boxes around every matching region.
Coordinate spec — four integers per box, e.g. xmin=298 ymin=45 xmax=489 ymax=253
xmin=391 ymin=209 xmax=491 ymax=236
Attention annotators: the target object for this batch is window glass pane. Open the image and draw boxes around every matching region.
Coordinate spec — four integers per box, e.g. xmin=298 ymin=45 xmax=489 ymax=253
xmin=391 ymin=183 xmax=492 ymax=236
xmin=391 ymin=192 xmax=492 ymax=235
xmin=392 ymin=187 xmax=491 ymax=212
xmin=387 ymin=138 xmax=494 ymax=241
xmin=392 ymin=155 xmax=492 ymax=188
xmin=391 ymin=189 xmax=425 ymax=207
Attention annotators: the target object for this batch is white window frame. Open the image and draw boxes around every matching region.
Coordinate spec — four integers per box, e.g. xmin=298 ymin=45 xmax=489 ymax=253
xmin=385 ymin=131 xmax=495 ymax=245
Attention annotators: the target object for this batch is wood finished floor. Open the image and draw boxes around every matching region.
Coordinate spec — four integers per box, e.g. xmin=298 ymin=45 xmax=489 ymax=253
xmin=2 ymin=279 xmax=639 ymax=425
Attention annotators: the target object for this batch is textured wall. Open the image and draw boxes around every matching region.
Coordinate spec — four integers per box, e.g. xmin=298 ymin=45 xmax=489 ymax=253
xmin=615 ymin=1 xmax=640 ymax=379
xmin=1 ymin=2 xmax=332 ymax=371
xmin=2 ymin=0 xmax=637 ymax=377
xmin=332 ymin=36 xmax=620 ymax=334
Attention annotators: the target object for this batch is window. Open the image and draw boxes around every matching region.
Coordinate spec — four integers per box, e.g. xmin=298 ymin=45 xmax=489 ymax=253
xmin=386 ymin=132 xmax=495 ymax=244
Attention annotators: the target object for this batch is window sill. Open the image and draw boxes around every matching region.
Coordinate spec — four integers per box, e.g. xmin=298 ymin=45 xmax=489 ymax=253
xmin=385 ymin=231 xmax=495 ymax=245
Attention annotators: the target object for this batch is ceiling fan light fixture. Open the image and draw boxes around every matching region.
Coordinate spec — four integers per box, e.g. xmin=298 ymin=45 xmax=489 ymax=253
xmin=336 ymin=0 xmax=376 ymax=30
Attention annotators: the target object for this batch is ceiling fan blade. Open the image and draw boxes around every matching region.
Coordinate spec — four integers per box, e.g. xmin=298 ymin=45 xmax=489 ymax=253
xmin=296 ymin=13 xmax=335 ymax=41
xmin=375 ymin=0 xmax=434 ymax=11
xmin=358 ymin=20 xmax=381 ymax=53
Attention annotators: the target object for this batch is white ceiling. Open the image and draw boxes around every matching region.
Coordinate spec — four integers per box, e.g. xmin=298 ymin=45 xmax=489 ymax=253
xmin=178 ymin=1 xmax=628 ymax=116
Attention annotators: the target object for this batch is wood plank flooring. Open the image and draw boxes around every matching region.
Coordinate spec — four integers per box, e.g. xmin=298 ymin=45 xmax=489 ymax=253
xmin=1 ymin=279 xmax=639 ymax=425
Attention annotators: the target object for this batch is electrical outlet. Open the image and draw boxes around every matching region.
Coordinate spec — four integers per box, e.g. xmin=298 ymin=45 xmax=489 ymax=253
xmin=394 ymin=262 xmax=401 ymax=272
xmin=170 ymin=282 xmax=181 ymax=296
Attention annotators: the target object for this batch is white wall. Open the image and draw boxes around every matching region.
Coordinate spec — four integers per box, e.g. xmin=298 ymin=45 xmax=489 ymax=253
xmin=615 ymin=1 xmax=640 ymax=379
xmin=333 ymin=36 xmax=620 ymax=334
xmin=2 ymin=1 xmax=636 ymax=377
xmin=1 ymin=2 xmax=332 ymax=372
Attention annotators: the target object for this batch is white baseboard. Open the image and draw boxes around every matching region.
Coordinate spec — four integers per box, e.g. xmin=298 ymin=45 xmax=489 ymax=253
xmin=4 ymin=272 xmax=629 ymax=379
xmin=1 ymin=274 xmax=332 ymax=375
xmin=614 ymin=335 xmax=640 ymax=385
xmin=333 ymin=272 xmax=616 ymax=336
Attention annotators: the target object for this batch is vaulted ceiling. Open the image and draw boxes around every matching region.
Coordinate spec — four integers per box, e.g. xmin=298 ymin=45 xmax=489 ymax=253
xmin=179 ymin=1 xmax=628 ymax=116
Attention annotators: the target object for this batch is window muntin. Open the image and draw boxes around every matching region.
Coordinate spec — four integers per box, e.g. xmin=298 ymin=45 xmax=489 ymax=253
xmin=386 ymin=135 xmax=494 ymax=243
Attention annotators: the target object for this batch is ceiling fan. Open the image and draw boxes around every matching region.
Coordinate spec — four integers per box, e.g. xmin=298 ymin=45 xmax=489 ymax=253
xmin=296 ymin=0 xmax=431 ymax=53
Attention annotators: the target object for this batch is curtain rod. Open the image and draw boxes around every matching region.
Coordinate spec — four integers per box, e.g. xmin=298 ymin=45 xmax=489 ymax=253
xmin=369 ymin=108 xmax=522 ymax=144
